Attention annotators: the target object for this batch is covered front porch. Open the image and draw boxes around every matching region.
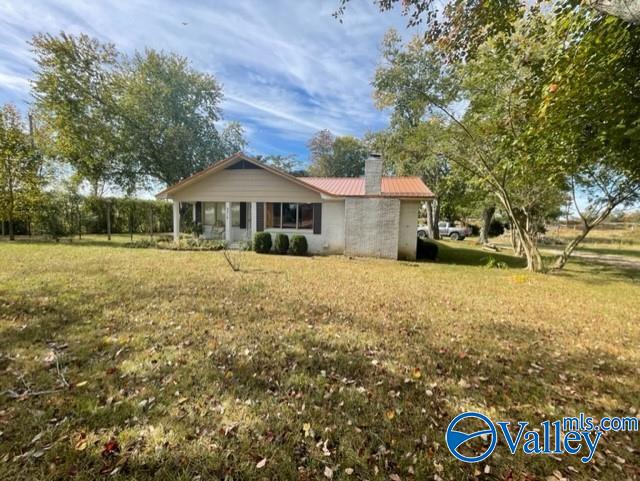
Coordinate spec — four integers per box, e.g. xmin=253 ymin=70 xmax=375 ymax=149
xmin=172 ymin=201 xmax=256 ymax=243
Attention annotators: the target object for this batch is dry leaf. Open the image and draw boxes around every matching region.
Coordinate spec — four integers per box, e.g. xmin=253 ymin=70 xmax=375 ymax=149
xmin=256 ymin=458 xmax=267 ymax=469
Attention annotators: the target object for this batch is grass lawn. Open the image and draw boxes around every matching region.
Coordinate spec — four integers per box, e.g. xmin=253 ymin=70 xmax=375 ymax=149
xmin=1 ymin=239 xmax=639 ymax=480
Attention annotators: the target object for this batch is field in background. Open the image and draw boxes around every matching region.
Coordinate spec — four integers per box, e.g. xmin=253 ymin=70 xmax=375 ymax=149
xmin=0 ymin=240 xmax=639 ymax=480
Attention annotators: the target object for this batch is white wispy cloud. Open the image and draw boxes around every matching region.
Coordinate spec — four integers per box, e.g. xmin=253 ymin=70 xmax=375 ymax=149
xmin=0 ymin=0 xmax=412 ymax=159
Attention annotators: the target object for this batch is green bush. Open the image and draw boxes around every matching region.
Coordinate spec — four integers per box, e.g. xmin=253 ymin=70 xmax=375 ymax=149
xmin=485 ymin=256 xmax=508 ymax=269
xmin=253 ymin=232 xmax=272 ymax=253
xmin=274 ymin=233 xmax=289 ymax=254
xmin=289 ymin=235 xmax=308 ymax=256
xmin=416 ymin=237 xmax=438 ymax=261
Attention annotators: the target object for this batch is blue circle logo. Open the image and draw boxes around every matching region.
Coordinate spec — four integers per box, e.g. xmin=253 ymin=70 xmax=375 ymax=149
xmin=445 ymin=411 xmax=497 ymax=463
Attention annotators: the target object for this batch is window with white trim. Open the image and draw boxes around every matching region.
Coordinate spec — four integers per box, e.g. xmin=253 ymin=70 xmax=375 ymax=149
xmin=265 ymin=202 xmax=314 ymax=230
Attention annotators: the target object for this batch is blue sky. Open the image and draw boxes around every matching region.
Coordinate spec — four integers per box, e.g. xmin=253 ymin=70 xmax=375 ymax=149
xmin=0 ymin=0 xmax=412 ymax=164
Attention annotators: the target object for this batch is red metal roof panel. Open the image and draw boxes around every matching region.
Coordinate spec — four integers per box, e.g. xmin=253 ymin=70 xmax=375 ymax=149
xmin=300 ymin=176 xmax=433 ymax=198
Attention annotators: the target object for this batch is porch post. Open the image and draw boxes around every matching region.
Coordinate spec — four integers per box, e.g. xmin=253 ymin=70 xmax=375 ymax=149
xmin=172 ymin=200 xmax=180 ymax=242
xmin=225 ymin=201 xmax=232 ymax=243
xmin=250 ymin=202 xmax=257 ymax=238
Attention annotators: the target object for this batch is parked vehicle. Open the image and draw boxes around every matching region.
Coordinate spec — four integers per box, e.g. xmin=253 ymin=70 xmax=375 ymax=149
xmin=438 ymin=222 xmax=470 ymax=240
xmin=417 ymin=222 xmax=470 ymax=240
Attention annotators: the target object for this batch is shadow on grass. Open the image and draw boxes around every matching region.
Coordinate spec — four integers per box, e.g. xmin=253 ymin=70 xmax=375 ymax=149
xmin=431 ymin=240 xmax=527 ymax=269
xmin=1 ymin=273 xmax=639 ymax=480
xmin=576 ymin=245 xmax=640 ymax=259
xmin=556 ymin=256 xmax=640 ymax=283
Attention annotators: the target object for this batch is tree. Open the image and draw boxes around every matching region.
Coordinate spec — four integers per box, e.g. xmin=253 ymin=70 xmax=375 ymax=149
xmin=0 ymin=105 xmax=43 ymax=240
xmin=256 ymin=154 xmax=306 ymax=175
xmin=335 ymin=0 xmax=524 ymax=63
xmin=119 ymin=49 xmax=236 ymax=185
xmin=537 ymin=8 xmax=640 ymax=269
xmin=374 ymin=23 xmax=568 ymax=271
xmin=31 ymin=33 xmax=246 ymax=192
xmin=332 ymin=136 xmax=368 ymax=177
xmin=31 ymin=33 xmax=121 ymax=195
xmin=370 ymin=122 xmax=471 ymax=239
xmin=307 ymin=130 xmax=368 ymax=177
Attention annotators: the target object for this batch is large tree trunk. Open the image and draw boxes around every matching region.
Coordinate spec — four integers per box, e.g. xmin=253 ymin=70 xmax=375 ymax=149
xmin=432 ymin=199 xmax=440 ymax=240
xmin=424 ymin=201 xmax=434 ymax=239
xmin=497 ymin=192 xmax=544 ymax=272
xmin=423 ymin=200 xmax=440 ymax=239
xmin=552 ymin=202 xmax=615 ymax=271
xmin=479 ymin=205 xmax=495 ymax=244
xmin=552 ymin=227 xmax=592 ymax=270
xmin=8 ymin=212 xmax=14 ymax=241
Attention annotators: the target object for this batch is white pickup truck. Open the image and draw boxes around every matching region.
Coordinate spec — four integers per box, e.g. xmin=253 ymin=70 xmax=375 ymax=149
xmin=418 ymin=222 xmax=471 ymax=240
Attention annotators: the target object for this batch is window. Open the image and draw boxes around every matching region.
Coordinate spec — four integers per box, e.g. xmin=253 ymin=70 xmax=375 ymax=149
xmin=299 ymin=203 xmax=313 ymax=230
xmin=203 ymin=202 xmax=225 ymax=227
xmin=266 ymin=202 xmax=281 ymax=229
xmin=282 ymin=203 xmax=297 ymax=229
xmin=264 ymin=202 xmax=313 ymax=230
xmin=231 ymin=203 xmax=241 ymax=227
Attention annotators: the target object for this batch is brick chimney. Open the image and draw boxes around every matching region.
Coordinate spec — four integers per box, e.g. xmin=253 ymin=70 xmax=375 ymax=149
xmin=364 ymin=153 xmax=382 ymax=195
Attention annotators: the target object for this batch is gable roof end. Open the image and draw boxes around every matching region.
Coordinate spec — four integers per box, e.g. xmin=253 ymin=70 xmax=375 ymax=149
xmin=155 ymin=152 xmax=332 ymax=199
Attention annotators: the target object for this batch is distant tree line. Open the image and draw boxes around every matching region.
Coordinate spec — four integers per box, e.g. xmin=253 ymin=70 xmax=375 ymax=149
xmin=1 ymin=193 xmax=172 ymax=240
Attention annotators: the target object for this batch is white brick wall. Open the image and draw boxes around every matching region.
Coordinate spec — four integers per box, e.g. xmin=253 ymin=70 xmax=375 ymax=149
xmin=344 ymin=198 xmax=400 ymax=259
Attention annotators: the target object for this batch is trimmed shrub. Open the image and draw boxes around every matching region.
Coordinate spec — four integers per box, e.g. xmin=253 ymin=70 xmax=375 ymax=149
xmin=253 ymin=232 xmax=272 ymax=253
xmin=274 ymin=233 xmax=289 ymax=254
xmin=290 ymin=235 xmax=308 ymax=256
xmin=416 ymin=237 xmax=438 ymax=261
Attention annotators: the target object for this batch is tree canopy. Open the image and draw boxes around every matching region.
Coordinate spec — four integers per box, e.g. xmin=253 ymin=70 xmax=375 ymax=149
xmin=307 ymin=130 xmax=368 ymax=177
xmin=31 ymin=32 xmax=246 ymax=192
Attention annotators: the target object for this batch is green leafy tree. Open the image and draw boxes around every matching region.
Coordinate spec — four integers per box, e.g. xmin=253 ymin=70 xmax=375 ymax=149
xmin=536 ymin=8 xmax=640 ymax=269
xmin=31 ymin=33 xmax=121 ymax=195
xmin=256 ymin=154 xmax=306 ymax=175
xmin=31 ymin=33 xmax=246 ymax=192
xmin=308 ymin=130 xmax=368 ymax=177
xmin=0 ymin=105 xmax=44 ymax=240
xmin=119 ymin=49 xmax=238 ymax=185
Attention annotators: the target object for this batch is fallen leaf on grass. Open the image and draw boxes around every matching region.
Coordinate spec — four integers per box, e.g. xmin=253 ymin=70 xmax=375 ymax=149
xmin=101 ymin=438 xmax=120 ymax=458
xmin=256 ymin=458 xmax=267 ymax=469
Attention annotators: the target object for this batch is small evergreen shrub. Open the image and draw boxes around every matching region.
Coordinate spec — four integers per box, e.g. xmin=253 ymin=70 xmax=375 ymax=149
xmin=253 ymin=232 xmax=272 ymax=253
xmin=274 ymin=233 xmax=289 ymax=254
xmin=416 ymin=237 xmax=438 ymax=261
xmin=273 ymin=234 xmax=289 ymax=254
xmin=289 ymin=235 xmax=308 ymax=256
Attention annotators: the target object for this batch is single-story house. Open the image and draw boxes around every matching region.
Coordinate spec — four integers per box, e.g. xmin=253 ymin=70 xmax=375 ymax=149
xmin=156 ymin=152 xmax=434 ymax=260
